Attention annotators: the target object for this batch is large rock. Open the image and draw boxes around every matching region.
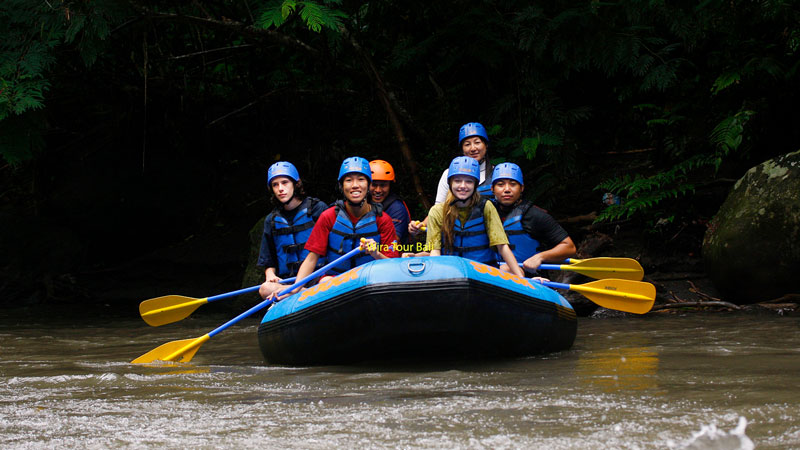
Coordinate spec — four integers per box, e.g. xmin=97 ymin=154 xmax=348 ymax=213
xmin=702 ymin=150 xmax=800 ymax=303
xmin=241 ymin=217 xmax=267 ymax=291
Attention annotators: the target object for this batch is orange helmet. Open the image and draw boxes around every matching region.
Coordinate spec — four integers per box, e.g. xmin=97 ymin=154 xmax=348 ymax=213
xmin=369 ymin=160 xmax=395 ymax=181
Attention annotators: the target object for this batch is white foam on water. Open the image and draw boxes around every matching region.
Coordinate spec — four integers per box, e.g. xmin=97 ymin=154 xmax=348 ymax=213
xmin=672 ymin=416 xmax=754 ymax=450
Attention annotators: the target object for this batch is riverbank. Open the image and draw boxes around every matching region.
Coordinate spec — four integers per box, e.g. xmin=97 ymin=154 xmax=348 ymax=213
xmin=4 ymin=215 xmax=796 ymax=319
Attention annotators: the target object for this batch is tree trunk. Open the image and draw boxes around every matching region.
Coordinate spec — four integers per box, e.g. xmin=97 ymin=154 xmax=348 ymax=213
xmin=342 ymin=28 xmax=431 ymax=211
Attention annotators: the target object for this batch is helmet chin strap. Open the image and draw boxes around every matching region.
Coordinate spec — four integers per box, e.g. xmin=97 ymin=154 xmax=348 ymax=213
xmin=346 ymin=198 xmax=366 ymax=208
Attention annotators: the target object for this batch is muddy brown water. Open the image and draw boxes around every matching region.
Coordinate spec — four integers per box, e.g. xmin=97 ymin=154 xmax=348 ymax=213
xmin=1 ymin=309 xmax=798 ymax=449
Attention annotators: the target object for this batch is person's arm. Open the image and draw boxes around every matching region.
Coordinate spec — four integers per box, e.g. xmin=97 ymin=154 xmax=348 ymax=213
xmin=369 ymin=213 xmax=400 ymax=259
xmin=264 ymin=267 xmax=281 ymax=283
xmin=424 ymin=204 xmax=443 ymax=256
xmin=434 ymin=169 xmax=449 ymax=204
xmin=522 ymin=237 xmax=576 ymax=272
xmin=522 ymin=206 xmax=576 ymax=271
xmin=408 ymin=216 xmax=428 ymax=236
xmin=257 ymin=213 xmax=281 ymax=282
xmin=264 ymin=251 xmax=322 ymax=299
xmin=497 ymin=244 xmax=524 ymax=277
xmin=293 ymin=252 xmax=320 ymax=287
xmin=483 ymin=201 xmax=523 ymax=277
xmin=387 ymin=200 xmax=411 ymax=244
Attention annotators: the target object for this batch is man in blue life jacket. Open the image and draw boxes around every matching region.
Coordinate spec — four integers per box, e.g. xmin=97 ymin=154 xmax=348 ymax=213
xmin=491 ymin=162 xmax=577 ymax=275
xmin=257 ymin=162 xmax=327 ymax=298
xmin=259 ymin=157 xmax=401 ymax=300
xmin=369 ymin=159 xmax=411 ymax=245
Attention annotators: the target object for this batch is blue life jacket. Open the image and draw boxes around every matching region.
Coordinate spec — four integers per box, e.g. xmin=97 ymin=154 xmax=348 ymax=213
xmin=271 ymin=198 xmax=324 ymax=278
xmin=476 ymin=161 xmax=494 ymax=199
xmin=381 ymin=193 xmax=410 ymax=245
xmin=443 ymin=197 xmax=495 ymax=265
xmin=326 ymin=200 xmax=383 ymax=274
xmin=496 ymin=200 xmax=540 ymax=265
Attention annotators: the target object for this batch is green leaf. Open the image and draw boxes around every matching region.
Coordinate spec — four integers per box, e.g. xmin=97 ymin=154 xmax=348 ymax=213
xmin=711 ymin=71 xmax=741 ymax=94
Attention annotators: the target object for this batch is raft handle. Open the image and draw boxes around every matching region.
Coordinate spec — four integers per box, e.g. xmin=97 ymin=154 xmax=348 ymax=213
xmin=406 ymin=260 xmax=427 ymax=276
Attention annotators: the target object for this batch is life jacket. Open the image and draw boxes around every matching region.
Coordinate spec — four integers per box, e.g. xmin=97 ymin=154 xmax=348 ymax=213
xmin=442 ymin=197 xmax=495 ymax=265
xmin=381 ymin=193 xmax=411 ymax=244
xmin=326 ymin=200 xmax=383 ymax=274
xmin=476 ymin=161 xmax=494 ymax=199
xmin=270 ymin=198 xmax=324 ymax=278
xmin=496 ymin=200 xmax=541 ymax=265
xmin=381 ymin=192 xmax=400 ymax=211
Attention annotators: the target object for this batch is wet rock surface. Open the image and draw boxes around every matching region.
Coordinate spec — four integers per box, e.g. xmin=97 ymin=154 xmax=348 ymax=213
xmin=702 ymin=150 xmax=800 ymax=303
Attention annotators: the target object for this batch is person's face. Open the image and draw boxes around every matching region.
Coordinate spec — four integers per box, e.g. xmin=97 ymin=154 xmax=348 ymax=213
xmin=461 ymin=136 xmax=487 ymax=162
xmin=450 ymin=175 xmax=476 ymax=201
xmin=271 ymin=176 xmax=295 ymax=203
xmin=370 ymin=180 xmax=391 ymax=203
xmin=342 ymin=174 xmax=370 ymax=204
xmin=492 ymin=179 xmax=524 ymax=206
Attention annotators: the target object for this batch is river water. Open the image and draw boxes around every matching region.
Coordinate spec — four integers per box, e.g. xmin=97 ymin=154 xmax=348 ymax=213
xmin=1 ymin=309 xmax=798 ymax=449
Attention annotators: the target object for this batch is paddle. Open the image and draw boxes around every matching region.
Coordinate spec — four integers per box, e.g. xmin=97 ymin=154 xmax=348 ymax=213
xmin=533 ymin=278 xmax=656 ymax=314
xmin=131 ymin=246 xmax=364 ymax=364
xmin=140 ymin=277 xmax=297 ymax=327
xmin=537 ymin=257 xmax=644 ymax=281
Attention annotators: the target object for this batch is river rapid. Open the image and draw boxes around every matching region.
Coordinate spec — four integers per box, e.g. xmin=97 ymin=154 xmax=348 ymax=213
xmin=1 ymin=310 xmax=798 ymax=449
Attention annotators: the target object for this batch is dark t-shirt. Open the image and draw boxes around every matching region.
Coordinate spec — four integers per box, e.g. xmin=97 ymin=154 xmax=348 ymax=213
xmin=380 ymin=193 xmax=411 ymax=244
xmin=496 ymin=200 xmax=569 ymax=252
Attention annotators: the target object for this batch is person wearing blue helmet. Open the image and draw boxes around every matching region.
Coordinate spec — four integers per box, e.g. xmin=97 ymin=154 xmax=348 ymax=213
xmin=267 ymin=157 xmax=399 ymax=298
xmin=435 ymin=122 xmax=495 ymax=202
xmin=491 ymin=162 xmax=576 ymax=275
xmin=257 ymin=162 xmax=328 ymax=299
xmin=422 ymin=156 xmax=524 ymax=277
xmin=408 ymin=122 xmax=495 ymax=237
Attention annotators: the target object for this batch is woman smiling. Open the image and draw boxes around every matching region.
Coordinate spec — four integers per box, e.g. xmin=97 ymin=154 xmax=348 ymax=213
xmin=425 ymin=156 xmax=524 ymax=277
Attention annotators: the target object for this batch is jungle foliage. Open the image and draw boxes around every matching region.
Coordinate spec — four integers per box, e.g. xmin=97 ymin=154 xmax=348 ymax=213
xmin=2 ymin=0 xmax=799 ymax=226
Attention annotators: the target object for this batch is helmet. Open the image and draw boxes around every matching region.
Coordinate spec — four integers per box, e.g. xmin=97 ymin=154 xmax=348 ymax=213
xmin=369 ymin=160 xmax=395 ymax=182
xmin=338 ymin=156 xmax=372 ymax=182
xmin=267 ymin=161 xmax=300 ymax=185
xmin=447 ymin=156 xmax=480 ymax=182
xmin=492 ymin=162 xmax=524 ymax=186
xmin=458 ymin=122 xmax=489 ymax=145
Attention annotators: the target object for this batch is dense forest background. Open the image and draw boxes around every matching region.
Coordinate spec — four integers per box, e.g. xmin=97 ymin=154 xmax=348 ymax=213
xmin=2 ymin=0 xmax=799 ymax=307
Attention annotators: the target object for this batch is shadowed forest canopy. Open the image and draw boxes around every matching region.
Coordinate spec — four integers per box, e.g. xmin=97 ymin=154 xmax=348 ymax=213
xmin=1 ymin=0 xmax=799 ymax=304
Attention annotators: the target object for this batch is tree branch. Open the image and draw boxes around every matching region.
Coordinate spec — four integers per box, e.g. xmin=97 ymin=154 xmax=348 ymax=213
xmin=131 ymin=5 xmax=320 ymax=56
xmin=340 ymin=26 xmax=431 ymax=210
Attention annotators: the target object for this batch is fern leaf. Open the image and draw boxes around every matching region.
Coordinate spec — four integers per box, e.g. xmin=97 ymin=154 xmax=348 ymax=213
xmin=711 ymin=71 xmax=740 ymax=94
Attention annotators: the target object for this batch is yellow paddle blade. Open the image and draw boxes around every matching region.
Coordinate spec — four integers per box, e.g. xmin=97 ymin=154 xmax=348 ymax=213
xmin=561 ymin=257 xmax=644 ymax=281
xmin=570 ymin=278 xmax=656 ymax=314
xmin=131 ymin=335 xmax=210 ymax=364
xmin=139 ymin=295 xmax=209 ymax=327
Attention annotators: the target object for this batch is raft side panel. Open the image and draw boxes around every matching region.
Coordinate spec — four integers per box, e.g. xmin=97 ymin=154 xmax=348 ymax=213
xmin=258 ymin=278 xmax=577 ymax=365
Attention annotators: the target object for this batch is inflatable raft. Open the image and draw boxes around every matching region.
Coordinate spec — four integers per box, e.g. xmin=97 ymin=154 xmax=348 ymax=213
xmin=257 ymin=256 xmax=577 ymax=365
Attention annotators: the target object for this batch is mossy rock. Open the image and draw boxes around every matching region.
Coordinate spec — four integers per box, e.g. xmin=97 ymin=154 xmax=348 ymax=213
xmin=241 ymin=217 xmax=267 ymax=291
xmin=702 ymin=150 xmax=800 ymax=303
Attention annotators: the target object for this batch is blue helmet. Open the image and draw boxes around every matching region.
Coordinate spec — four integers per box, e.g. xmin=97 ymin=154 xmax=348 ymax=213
xmin=492 ymin=162 xmax=524 ymax=186
xmin=267 ymin=161 xmax=300 ymax=185
xmin=447 ymin=156 xmax=480 ymax=182
xmin=458 ymin=122 xmax=489 ymax=145
xmin=338 ymin=156 xmax=372 ymax=182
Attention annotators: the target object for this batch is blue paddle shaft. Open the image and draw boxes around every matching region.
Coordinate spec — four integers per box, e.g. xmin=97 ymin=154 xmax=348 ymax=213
xmin=207 ymin=285 xmax=259 ymax=303
xmin=206 ymin=277 xmax=297 ymax=303
xmin=207 ymin=247 xmax=362 ymax=338
xmin=533 ymin=279 xmax=570 ymax=290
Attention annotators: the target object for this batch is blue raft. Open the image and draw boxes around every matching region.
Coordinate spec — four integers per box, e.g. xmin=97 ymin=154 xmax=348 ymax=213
xmin=257 ymin=256 xmax=577 ymax=365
